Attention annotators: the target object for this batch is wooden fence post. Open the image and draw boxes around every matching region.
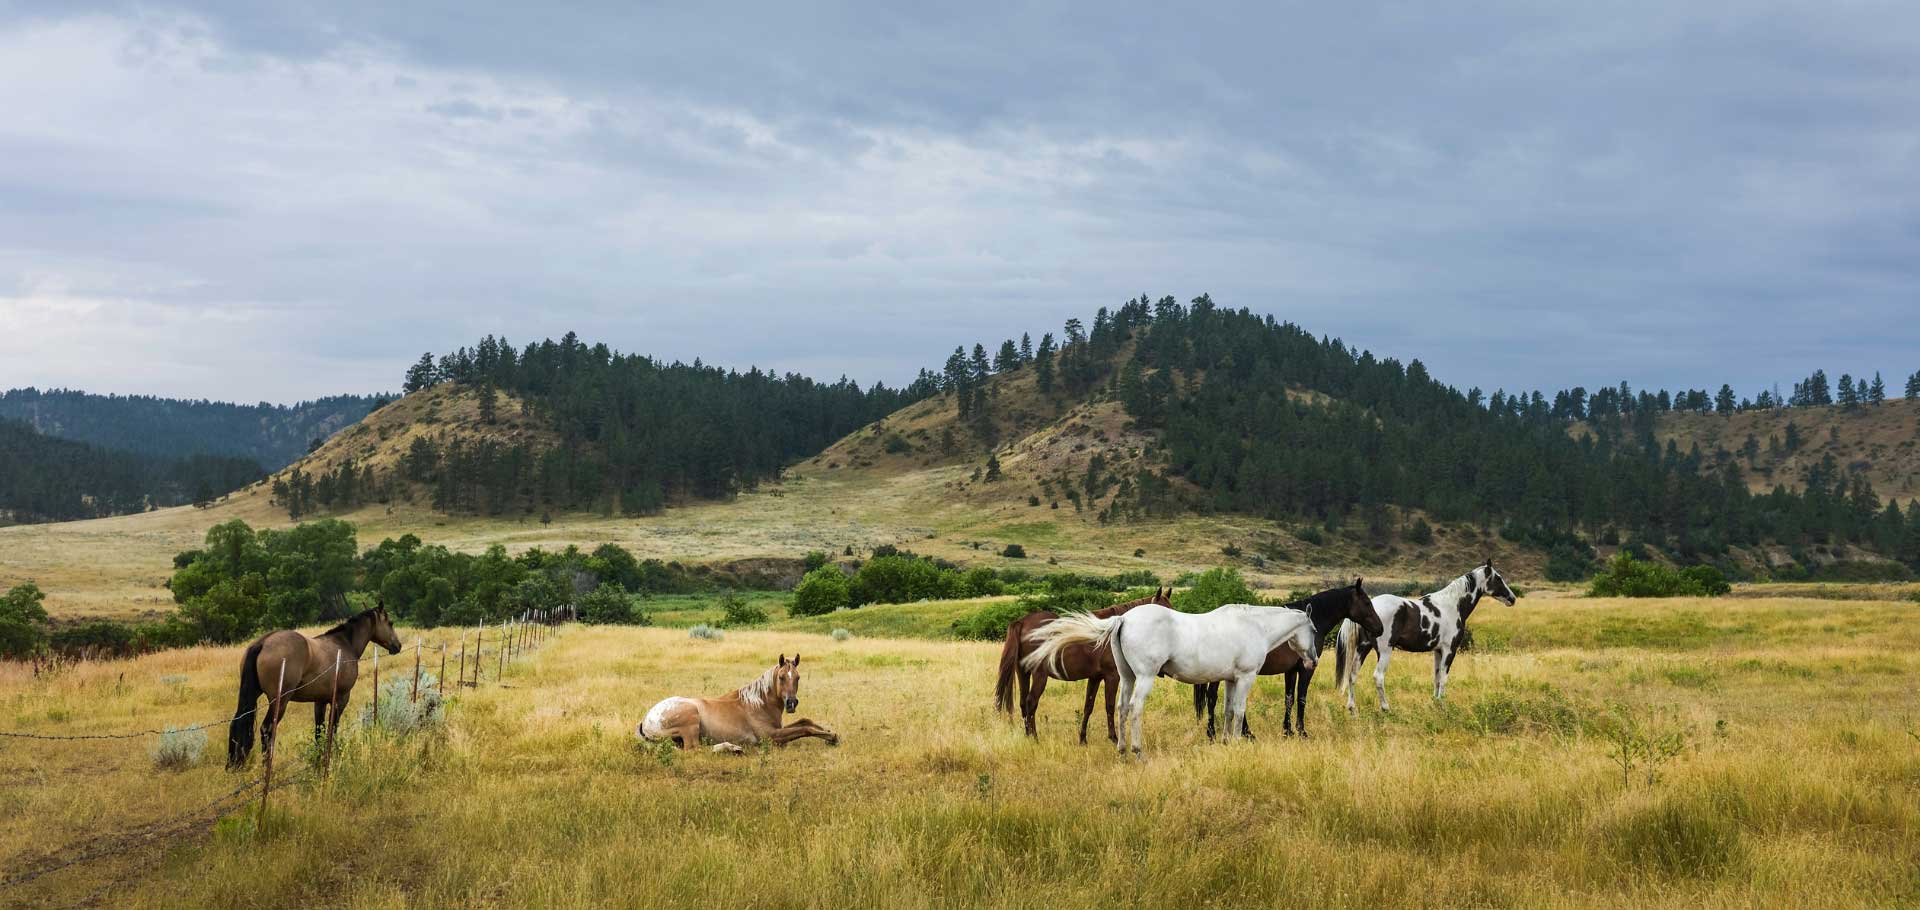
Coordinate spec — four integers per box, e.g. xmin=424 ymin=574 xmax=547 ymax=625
xmin=498 ymin=620 xmax=506 ymax=678
xmin=260 ymin=658 xmax=286 ymax=829
xmin=323 ymin=652 xmax=341 ymax=779
xmin=438 ymin=644 xmax=447 ymax=698
xmin=456 ymin=634 xmax=466 ymax=690
xmin=410 ymin=639 xmax=422 ymax=704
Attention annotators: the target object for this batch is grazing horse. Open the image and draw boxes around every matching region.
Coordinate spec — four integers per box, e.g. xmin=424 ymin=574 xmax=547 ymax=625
xmin=1024 ymin=603 xmax=1319 ymax=755
xmin=1193 ymin=577 xmax=1382 ymax=739
xmin=994 ymin=587 xmax=1172 ymax=743
xmin=638 ymin=654 xmax=839 ymax=752
xmin=1337 ymin=560 xmax=1517 ymax=713
xmin=227 ymin=605 xmax=403 ymax=768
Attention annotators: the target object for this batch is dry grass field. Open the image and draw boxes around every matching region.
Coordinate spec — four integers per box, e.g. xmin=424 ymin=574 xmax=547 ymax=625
xmin=3 ymin=591 xmax=1917 ymax=908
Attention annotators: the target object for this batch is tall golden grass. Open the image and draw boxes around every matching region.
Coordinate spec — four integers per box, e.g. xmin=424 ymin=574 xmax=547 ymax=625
xmin=3 ymin=593 xmax=1917 ymax=908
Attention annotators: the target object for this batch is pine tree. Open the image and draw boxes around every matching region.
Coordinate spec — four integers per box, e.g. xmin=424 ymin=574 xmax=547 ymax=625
xmin=1868 ymin=372 xmax=1886 ymax=405
xmin=969 ymin=344 xmax=991 ymax=382
xmin=1907 ymin=371 xmax=1920 ymax=399
xmin=1715 ymin=384 xmax=1735 ymax=416
xmin=478 ymin=381 xmax=499 ymax=425
xmin=1838 ymin=373 xmax=1858 ymax=410
xmin=1019 ymin=333 xmax=1033 ymax=363
xmin=1034 ymin=333 xmax=1056 ymax=394
xmin=983 ymin=454 xmax=1002 ymax=482
xmin=994 ymin=340 xmax=1020 ymax=372
xmin=404 ymin=353 xmax=439 ymax=394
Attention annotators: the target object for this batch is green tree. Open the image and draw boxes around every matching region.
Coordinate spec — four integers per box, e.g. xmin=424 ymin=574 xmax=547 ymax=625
xmin=403 ymin=352 xmax=439 ymax=394
xmin=1868 ymin=372 xmax=1886 ymax=405
xmin=1172 ymin=567 xmax=1256 ymax=614
xmin=1034 ymin=333 xmax=1056 ymax=394
xmin=791 ymin=566 xmax=851 ymax=616
xmin=983 ymin=454 xmax=1003 ymax=482
xmin=579 ymin=583 xmax=641 ymax=624
xmin=0 ymin=581 xmax=50 ymax=658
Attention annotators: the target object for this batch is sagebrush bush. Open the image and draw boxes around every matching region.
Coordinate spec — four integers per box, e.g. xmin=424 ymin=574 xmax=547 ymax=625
xmin=831 ymin=628 xmax=852 ymax=642
xmin=150 ymin=725 xmax=207 ymax=771
xmin=359 ymin=673 xmax=445 ymax=736
xmin=688 ymin=624 xmax=724 ymax=641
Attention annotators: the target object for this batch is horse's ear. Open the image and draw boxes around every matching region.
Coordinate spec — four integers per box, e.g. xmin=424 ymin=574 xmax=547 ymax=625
xmin=793 ymin=653 xmax=800 ymax=666
xmin=1353 ymin=576 xmax=1363 ymax=589
xmin=778 ymin=654 xmax=787 ymax=666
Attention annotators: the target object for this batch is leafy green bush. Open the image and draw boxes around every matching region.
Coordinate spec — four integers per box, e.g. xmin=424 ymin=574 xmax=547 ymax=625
xmin=1001 ymin=544 xmax=1027 ymax=559
xmin=50 ymin=620 xmax=138 ymax=658
xmin=1295 ymin=526 xmax=1325 ymax=546
xmin=851 ymin=555 xmax=959 ymax=605
xmin=1172 ymin=567 xmax=1256 ymax=614
xmin=1806 ymin=560 xmax=1914 ymax=582
xmin=950 ymin=600 xmax=1035 ymax=640
xmin=960 ymin=567 xmax=1005 ymax=597
xmin=0 ymin=581 xmax=50 ymax=659
xmin=791 ymin=567 xmax=852 ymax=616
xmin=718 ymin=589 xmax=768 ymax=626
xmin=579 ymin=583 xmax=646 ymax=624
xmin=803 ymin=551 xmax=829 ymax=572
xmin=1403 ymin=518 xmax=1435 ymax=545
xmin=1588 ymin=555 xmax=1731 ymax=598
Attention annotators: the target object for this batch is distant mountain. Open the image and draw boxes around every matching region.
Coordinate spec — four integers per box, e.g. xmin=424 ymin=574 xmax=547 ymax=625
xmin=0 ymin=388 xmax=389 ymax=470
xmin=0 ymin=417 xmax=263 ymax=523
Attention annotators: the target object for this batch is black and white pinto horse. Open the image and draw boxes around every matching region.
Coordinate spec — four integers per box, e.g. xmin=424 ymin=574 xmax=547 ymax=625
xmin=1336 ymin=560 xmax=1517 ymax=712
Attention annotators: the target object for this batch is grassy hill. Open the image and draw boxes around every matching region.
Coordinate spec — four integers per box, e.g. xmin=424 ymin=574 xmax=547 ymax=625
xmin=1617 ymin=398 xmax=1920 ymax=501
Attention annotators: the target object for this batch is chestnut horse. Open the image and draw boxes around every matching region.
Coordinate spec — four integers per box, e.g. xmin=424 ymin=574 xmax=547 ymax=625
xmin=227 ymin=605 xmax=403 ymax=768
xmin=1192 ymin=578 xmax=1381 ymax=739
xmin=638 ymin=654 xmax=839 ymax=752
xmin=994 ymin=587 xmax=1172 ymax=743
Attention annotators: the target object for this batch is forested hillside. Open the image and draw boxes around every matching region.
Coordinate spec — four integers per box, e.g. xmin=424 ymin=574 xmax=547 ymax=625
xmin=0 ymin=388 xmax=387 ymax=470
xmin=0 ymin=418 xmax=263 ymax=523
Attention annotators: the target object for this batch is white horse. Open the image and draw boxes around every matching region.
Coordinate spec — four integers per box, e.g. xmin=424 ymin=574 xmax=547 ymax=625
xmin=1336 ymin=560 xmax=1517 ymax=712
xmin=1022 ymin=603 xmax=1319 ymax=755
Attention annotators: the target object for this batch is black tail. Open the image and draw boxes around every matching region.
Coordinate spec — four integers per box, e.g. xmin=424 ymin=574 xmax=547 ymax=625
xmin=994 ymin=623 xmax=1023 ymax=714
xmin=227 ymin=639 xmax=264 ymax=768
xmin=1192 ymin=683 xmax=1208 ymax=720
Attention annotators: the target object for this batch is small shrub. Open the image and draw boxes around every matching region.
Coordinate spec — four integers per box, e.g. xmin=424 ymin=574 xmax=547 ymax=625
xmin=831 ymin=628 xmax=852 ymax=642
xmin=359 ymin=673 xmax=446 ymax=736
xmin=1001 ymin=544 xmax=1027 ymax=559
xmin=580 ymin=583 xmax=648 ymax=624
xmin=1403 ymin=518 xmax=1434 ymax=545
xmin=151 ymin=725 xmax=208 ymax=771
xmin=719 ymin=590 xmax=768 ymax=626
xmin=1295 ymin=526 xmax=1325 ymax=546
xmin=688 ymin=624 xmax=724 ymax=641
xmin=802 ymin=551 xmax=829 ymax=572
xmin=1221 ymin=544 xmax=1243 ymax=558
xmin=882 ymin=434 xmax=912 ymax=454
xmin=1545 ymin=544 xmax=1597 ymax=582
xmin=950 ymin=600 xmax=1035 ymax=641
xmin=1133 ymin=548 xmax=1145 ymax=558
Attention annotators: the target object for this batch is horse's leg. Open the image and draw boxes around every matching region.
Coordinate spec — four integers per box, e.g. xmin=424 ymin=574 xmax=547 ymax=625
xmin=1438 ymin=646 xmax=1459 ymax=699
xmin=1433 ymin=649 xmax=1448 ymax=700
xmin=1016 ymin=661 xmax=1034 ymax=736
xmin=1078 ymin=679 xmax=1098 ymax=745
xmin=1023 ymin=672 xmax=1049 ymax=738
xmin=773 ymin=719 xmax=840 ymax=747
xmin=1126 ymin=676 xmax=1154 ymax=756
xmin=1294 ymin=666 xmax=1314 ymax=738
xmin=1218 ymin=678 xmax=1240 ymax=743
xmin=1113 ymin=666 xmax=1136 ymax=756
xmin=1282 ymin=670 xmax=1297 ymax=737
xmin=1373 ymin=636 xmax=1392 ymax=712
xmin=312 ymin=701 xmax=327 ymax=742
xmin=1102 ymin=672 xmax=1119 ymax=745
xmin=1225 ymin=674 xmax=1256 ymax=744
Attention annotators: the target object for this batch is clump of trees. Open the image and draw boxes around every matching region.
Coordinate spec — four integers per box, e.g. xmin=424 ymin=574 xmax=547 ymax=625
xmin=0 ymin=418 xmax=263 ymax=523
xmin=1587 ymin=554 xmax=1731 ymax=598
xmin=0 ymin=582 xmax=49 ymax=659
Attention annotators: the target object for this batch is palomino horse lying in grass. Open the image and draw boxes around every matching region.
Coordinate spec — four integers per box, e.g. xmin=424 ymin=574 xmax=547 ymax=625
xmin=228 ymin=604 xmax=403 ymax=768
xmin=1192 ymin=578 xmax=1382 ymax=740
xmin=638 ymin=654 xmax=839 ymax=753
xmin=995 ymin=587 xmax=1172 ymax=744
xmin=1024 ymin=603 xmax=1319 ymax=755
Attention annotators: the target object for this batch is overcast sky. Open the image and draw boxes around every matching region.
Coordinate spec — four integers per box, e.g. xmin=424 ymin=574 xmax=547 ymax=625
xmin=1 ymin=2 xmax=1916 ymax=404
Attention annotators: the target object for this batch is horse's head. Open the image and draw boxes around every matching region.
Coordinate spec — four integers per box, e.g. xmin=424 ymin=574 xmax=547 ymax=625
xmin=776 ymin=654 xmax=802 ymax=713
xmin=1481 ymin=560 xmax=1517 ymax=606
xmin=371 ymin=603 xmax=403 ymax=655
xmin=1281 ymin=617 xmax=1318 ymax=672
xmin=1153 ymin=586 xmax=1172 ymax=607
xmin=1347 ymin=577 xmax=1384 ymax=639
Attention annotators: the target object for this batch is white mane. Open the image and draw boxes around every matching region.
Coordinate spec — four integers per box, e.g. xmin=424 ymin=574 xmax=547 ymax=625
xmin=736 ymin=667 xmax=776 ymax=707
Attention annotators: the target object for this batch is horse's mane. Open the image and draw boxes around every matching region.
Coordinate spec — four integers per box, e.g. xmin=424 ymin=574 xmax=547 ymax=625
xmin=1289 ymin=586 xmax=1354 ymax=612
xmin=736 ymin=666 xmax=777 ymax=708
xmin=321 ymin=607 xmax=382 ymax=640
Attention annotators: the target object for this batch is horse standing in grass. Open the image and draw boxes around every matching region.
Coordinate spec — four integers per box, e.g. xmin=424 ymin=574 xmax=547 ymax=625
xmin=638 ymin=654 xmax=840 ymax=752
xmin=227 ymin=604 xmax=403 ymax=768
xmin=994 ymin=587 xmax=1172 ymax=744
xmin=1337 ymin=560 xmax=1517 ymax=713
xmin=1193 ymin=578 xmax=1382 ymax=739
xmin=1024 ymin=602 xmax=1319 ymax=755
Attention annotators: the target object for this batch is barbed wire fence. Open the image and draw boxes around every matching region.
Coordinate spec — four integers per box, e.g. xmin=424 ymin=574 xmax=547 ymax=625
xmin=0 ymin=610 xmax=561 ymax=903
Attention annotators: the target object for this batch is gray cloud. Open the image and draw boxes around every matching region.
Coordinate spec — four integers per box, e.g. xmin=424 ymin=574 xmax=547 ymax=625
xmin=0 ymin=2 xmax=1916 ymax=403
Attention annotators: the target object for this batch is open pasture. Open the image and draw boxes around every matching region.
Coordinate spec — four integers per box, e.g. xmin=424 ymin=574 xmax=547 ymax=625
xmin=2 ymin=592 xmax=1917 ymax=908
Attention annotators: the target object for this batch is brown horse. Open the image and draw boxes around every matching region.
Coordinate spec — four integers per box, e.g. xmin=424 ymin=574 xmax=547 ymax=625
xmin=994 ymin=587 xmax=1173 ymax=743
xmin=1193 ymin=578 xmax=1380 ymax=739
xmin=227 ymin=605 xmax=403 ymax=768
xmin=638 ymin=654 xmax=839 ymax=752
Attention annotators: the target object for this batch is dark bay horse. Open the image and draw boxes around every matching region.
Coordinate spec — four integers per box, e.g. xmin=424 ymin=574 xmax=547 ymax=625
xmin=994 ymin=587 xmax=1171 ymax=744
xmin=1193 ymin=578 xmax=1380 ymax=739
xmin=227 ymin=605 xmax=403 ymax=768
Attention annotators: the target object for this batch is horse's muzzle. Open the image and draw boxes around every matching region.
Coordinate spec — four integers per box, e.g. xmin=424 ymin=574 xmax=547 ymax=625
xmin=784 ymin=698 xmax=799 ymax=712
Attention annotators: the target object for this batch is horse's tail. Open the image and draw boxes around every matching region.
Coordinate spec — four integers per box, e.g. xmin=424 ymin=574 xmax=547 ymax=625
xmin=1020 ymin=613 xmax=1119 ymax=677
xmin=1191 ymin=682 xmax=1208 ymax=720
xmin=994 ymin=622 xmax=1023 ymax=714
xmin=227 ymin=638 xmax=265 ymax=768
